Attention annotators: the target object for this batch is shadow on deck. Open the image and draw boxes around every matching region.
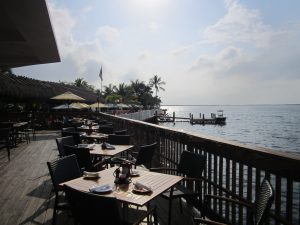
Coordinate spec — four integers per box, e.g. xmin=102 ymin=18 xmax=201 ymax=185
xmin=0 ymin=131 xmax=199 ymax=225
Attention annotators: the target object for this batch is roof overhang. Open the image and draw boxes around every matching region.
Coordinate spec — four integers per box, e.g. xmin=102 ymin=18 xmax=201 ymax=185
xmin=0 ymin=0 xmax=60 ymax=68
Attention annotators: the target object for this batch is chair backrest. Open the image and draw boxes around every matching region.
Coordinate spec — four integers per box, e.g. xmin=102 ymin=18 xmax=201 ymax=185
xmin=0 ymin=128 xmax=10 ymax=143
xmin=114 ymin=129 xmax=127 ymax=135
xmin=47 ymin=155 xmax=81 ymax=193
xmin=178 ymin=150 xmax=206 ymax=178
xmin=108 ymin=134 xmax=131 ymax=145
xmin=254 ymin=179 xmax=274 ymax=225
xmin=63 ymin=144 xmax=77 ymax=156
xmin=98 ymin=125 xmax=114 ymax=134
xmin=74 ymin=147 xmax=93 ymax=171
xmin=62 ymin=127 xmax=76 ymax=132
xmin=135 ymin=142 xmax=157 ymax=168
xmin=64 ymin=185 xmax=122 ymax=225
xmin=62 ymin=131 xmax=81 ymax=145
xmin=56 ymin=136 xmax=75 ymax=157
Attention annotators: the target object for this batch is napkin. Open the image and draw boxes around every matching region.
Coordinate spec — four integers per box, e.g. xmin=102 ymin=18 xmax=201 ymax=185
xmin=134 ymin=181 xmax=152 ymax=191
xmin=102 ymin=142 xmax=115 ymax=150
xmin=89 ymin=184 xmax=112 ymax=193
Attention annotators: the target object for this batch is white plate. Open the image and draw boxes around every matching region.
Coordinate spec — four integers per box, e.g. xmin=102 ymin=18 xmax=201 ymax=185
xmin=132 ymin=186 xmax=152 ymax=194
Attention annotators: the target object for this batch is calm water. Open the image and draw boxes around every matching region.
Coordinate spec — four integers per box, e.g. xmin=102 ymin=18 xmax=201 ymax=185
xmin=160 ymin=105 xmax=300 ymax=154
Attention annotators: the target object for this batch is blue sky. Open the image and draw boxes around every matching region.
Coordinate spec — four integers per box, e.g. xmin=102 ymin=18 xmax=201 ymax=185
xmin=14 ymin=0 xmax=300 ymax=104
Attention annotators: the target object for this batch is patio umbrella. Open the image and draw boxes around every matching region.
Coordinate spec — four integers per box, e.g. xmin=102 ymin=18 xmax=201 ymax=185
xmin=89 ymin=102 xmax=107 ymax=109
xmin=50 ymin=91 xmax=85 ymax=101
xmin=52 ymin=103 xmax=80 ymax=110
xmin=69 ymin=102 xmax=90 ymax=109
xmin=117 ymin=103 xmax=130 ymax=109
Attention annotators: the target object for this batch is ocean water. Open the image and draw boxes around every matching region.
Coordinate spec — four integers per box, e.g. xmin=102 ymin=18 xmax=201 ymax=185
xmin=160 ymin=105 xmax=300 ymax=154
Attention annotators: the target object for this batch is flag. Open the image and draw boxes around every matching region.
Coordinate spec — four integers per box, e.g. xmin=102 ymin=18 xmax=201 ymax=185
xmin=99 ymin=66 xmax=103 ymax=81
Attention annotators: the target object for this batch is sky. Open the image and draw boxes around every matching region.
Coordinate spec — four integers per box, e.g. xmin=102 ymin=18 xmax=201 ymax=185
xmin=13 ymin=0 xmax=300 ymax=105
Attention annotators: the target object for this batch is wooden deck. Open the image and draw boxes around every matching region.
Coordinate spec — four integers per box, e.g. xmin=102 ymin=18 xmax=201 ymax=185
xmin=0 ymin=131 xmax=199 ymax=225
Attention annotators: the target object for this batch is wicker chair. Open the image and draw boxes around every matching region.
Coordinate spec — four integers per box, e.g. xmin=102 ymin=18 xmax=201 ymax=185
xmin=61 ymin=131 xmax=81 ymax=145
xmin=108 ymin=134 xmax=131 ymax=145
xmin=194 ymin=179 xmax=274 ymax=225
xmin=0 ymin=128 xmax=11 ymax=161
xmin=131 ymin=142 xmax=157 ymax=168
xmin=150 ymin=150 xmax=206 ymax=225
xmin=64 ymin=185 xmax=158 ymax=225
xmin=114 ymin=129 xmax=127 ymax=135
xmin=98 ymin=125 xmax=114 ymax=134
xmin=63 ymin=145 xmax=105 ymax=172
xmin=56 ymin=136 xmax=75 ymax=157
xmin=47 ymin=155 xmax=81 ymax=225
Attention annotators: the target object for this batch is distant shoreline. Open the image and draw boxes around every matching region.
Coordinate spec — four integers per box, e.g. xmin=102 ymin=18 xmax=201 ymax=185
xmin=161 ymin=104 xmax=300 ymax=106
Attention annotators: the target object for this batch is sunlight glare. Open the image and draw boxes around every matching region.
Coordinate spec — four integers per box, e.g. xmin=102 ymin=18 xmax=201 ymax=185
xmin=128 ymin=0 xmax=170 ymax=14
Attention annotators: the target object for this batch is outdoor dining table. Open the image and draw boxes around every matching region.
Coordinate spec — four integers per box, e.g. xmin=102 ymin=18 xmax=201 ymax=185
xmin=89 ymin=144 xmax=134 ymax=157
xmin=77 ymin=125 xmax=99 ymax=132
xmin=60 ymin=167 xmax=183 ymax=207
xmin=81 ymin=132 xmax=108 ymax=143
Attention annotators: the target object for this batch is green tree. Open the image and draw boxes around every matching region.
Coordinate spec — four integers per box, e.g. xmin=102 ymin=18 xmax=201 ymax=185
xmin=103 ymin=84 xmax=116 ymax=98
xmin=149 ymin=74 xmax=166 ymax=97
xmin=74 ymin=77 xmax=95 ymax=91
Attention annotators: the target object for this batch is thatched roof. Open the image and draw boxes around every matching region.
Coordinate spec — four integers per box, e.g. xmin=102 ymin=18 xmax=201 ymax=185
xmin=0 ymin=73 xmax=98 ymax=103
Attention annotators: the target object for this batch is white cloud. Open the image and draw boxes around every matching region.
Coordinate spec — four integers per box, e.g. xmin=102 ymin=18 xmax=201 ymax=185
xmin=203 ymin=0 xmax=273 ymax=48
xmin=96 ymin=25 xmax=121 ymax=43
xmin=171 ymin=45 xmax=193 ymax=57
xmin=47 ymin=3 xmax=107 ymax=81
xmin=48 ymin=3 xmax=76 ymax=55
xmin=138 ymin=51 xmax=150 ymax=61
xmin=148 ymin=22 xmax=162 ymax=33
xmin=82 ymin=5 xmax=93 ymax=14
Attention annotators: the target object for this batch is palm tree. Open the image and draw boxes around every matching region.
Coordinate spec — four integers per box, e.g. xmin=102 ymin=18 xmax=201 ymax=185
xmin=74 ymin=78 xmax=88 ymax=88
xmin=103 ymin=84 xmax=116 ymax=98
xmin=149 ymin=74 xmax=166 ymax=97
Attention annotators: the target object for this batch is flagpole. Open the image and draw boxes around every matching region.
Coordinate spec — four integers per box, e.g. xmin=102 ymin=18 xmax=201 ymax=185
xmin=98 ymin=65 xmax=103 ymax=113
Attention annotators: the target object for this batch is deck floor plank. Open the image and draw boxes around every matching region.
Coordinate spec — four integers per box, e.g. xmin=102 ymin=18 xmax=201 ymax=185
xmin=0 ymin=131 xmax=199 ymax=225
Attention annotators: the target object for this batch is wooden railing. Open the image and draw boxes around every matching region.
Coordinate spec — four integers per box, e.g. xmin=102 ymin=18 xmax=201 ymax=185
xmin=100 ymin=113 xmax=300 ymax=225
xmin=119 ymin=109 xmax=162 ymax=121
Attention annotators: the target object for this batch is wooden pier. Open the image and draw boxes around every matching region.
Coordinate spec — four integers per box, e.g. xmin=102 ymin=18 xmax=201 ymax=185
xmin=156 ymin=111 xmax=226 ymax=125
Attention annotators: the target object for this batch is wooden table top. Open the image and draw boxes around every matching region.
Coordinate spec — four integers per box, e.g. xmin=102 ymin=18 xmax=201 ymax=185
xmin=77 ymin=125 xmax=99 ymax=131
xmin=81 ymin=132 xmax=108 ymax=140
xmin=89 ymin=144 xmax=134 ymax=156
xmin=60 ymin=167 xmax=183 ymax=206
xmin=13 ymin=122 xmax=28 ymax=128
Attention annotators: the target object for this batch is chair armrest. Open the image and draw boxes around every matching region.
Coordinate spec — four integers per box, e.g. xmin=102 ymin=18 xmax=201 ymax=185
xmin=183 ymin=177 xmax=204 ymax=182
xmin=194 ymin=217 xmax=227 ymax=225
xmin=92 ymin=160 xmax=106 ymax=170
xmin=205 ymin=194 xmax=253 ymax=208
xmin=149 ymin=167 xmax=178 ymax=173
xmin=132 ymin=206 xmax=156 ymax=225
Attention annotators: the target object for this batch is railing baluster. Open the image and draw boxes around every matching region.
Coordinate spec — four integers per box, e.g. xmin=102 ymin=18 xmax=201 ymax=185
xmin=213 ymin=155 xmax=218 ymax=211
xmin=246 ymin=166 xmax=253 ymax=225
xmin=275 ymin=175 xmax=281 ymax=225
xmin=218 ymin=156 xmax=223 ymax=215
xmin=232 ymin=161 xmax=236 ymax=224
xmin=286 ymin=178 xmax=293 ymax=223
xmin=225 ymin=158 xmax=230 ymax=221
xmin=239 ymin=163 xmax=244 ymax=224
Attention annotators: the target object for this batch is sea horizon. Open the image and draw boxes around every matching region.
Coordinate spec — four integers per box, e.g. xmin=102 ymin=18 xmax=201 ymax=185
xmin=158 ymin=104 xmax=300 ymax=154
